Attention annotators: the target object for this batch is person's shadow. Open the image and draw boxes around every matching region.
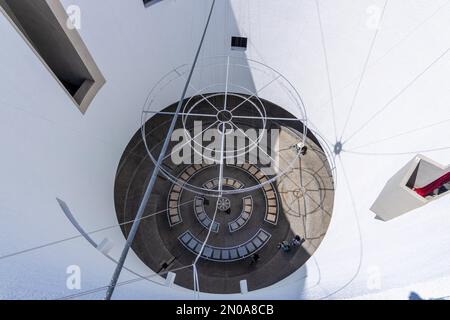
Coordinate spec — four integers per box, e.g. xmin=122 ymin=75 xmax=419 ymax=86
xmin=409 ymin=292 xmax=423 ymax=300
xmin=409 ymin=291 xmax=448 ymax=300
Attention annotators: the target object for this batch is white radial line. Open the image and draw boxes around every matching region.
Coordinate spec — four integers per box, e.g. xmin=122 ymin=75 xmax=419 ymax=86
xmin=315 ymin=0 xmax=338 ymax=141
xmin=229 ymin=75 xmax=281 ymax=113
xmin=347 ymin=117 xmax=450 ymax=151
xmin=318 ymin=132 xmax=334 ymax=149
xmin=161 ymin=120 xmax=218 ymax=162
xmin=143 ymin=110 xmax=216 ymax=117
xmin=192 ymin=267 xmax=196 ymax=297
xmin=232 ymin=115 xmax=305 ymax=122
xmin=312 ymin=0 xmax=450 ymax=132
xmin=369 ymin=0 xmax=450 ymax=70
xmin=195 ymin=265 xmax=200 ymax=299
xmin=299 ymin=158 xmax=309 ymax=235
xmin=193 ymin=265 xmax=199 ymax=299
xmin=306 ymin=123 xmax=335 ymax=150
xmin=299 ymin=157 xmax=304 ymax=187
xmin=344 ymin=46 xmax=450 ymax=144
xmin=320 ymin=155 xmax=363 ymax=299
xmin=344 ymin=145 xmax=450 ymax=156
xmin=301 ymin=194 xmax=308 ymax=233
xmin=340 ymin=0 xmax=389 ymax=141
xmin=223 ymin=55 xmax=230 ymax=111
xmin=144 ymin=112 xmax=305 ymax=122
xmin=193 ymin=124 xmax=226 ymax=266
xmin=174 ymin=69 xmax=221 ymax=113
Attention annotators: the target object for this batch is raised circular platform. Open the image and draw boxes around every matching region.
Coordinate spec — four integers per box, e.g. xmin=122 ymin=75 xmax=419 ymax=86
xmin=114 ymin=95 xmax=335 ymax=294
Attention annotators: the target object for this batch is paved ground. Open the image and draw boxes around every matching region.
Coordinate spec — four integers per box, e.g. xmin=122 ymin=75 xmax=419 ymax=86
xmin=114 ymin=95 xmax=335 ymax=294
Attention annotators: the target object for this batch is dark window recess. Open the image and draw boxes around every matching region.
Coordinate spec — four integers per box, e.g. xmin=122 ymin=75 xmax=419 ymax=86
xmin=231 ymin=36 xmax=248 ymax=50
xmin=0 ymin=0 xmax=105 ymax=113
xmin=143 ymin=0 xmax=163 ymax=7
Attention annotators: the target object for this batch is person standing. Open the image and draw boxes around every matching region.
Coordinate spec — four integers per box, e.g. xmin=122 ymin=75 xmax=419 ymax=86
xmin=291 ymin=235 xmax=303 ymax=246
xmin=278 ymin=241 xmax=291 ymax=252
xmin=250 ymin=253 xmax=260 ymax=264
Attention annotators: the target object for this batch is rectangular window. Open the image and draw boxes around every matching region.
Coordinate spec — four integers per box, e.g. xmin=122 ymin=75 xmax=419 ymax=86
xmin=231 ymin=36 xmax=248 ymax=50
xmin=0 ymin=0 xmax=105 ymax=114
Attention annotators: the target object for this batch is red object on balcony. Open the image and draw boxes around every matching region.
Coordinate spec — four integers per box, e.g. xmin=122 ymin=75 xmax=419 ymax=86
xmin=414 ymin=172 xmax=450 ymax=197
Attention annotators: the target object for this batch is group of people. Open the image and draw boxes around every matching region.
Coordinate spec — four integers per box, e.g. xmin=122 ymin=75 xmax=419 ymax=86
xmin=413 ymin=172 xmax=450 ymax=198
xmin=278 ymin=235 xmax=304 ymax=252
xmin=250 ymin=235 xmax=304 ymax=265
xmin=432 ymin=182 xmax=450 ymax=197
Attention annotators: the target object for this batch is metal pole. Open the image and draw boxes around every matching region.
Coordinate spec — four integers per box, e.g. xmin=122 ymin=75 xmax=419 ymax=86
xmin=105 ymin=0 xmax=216 ymax=300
